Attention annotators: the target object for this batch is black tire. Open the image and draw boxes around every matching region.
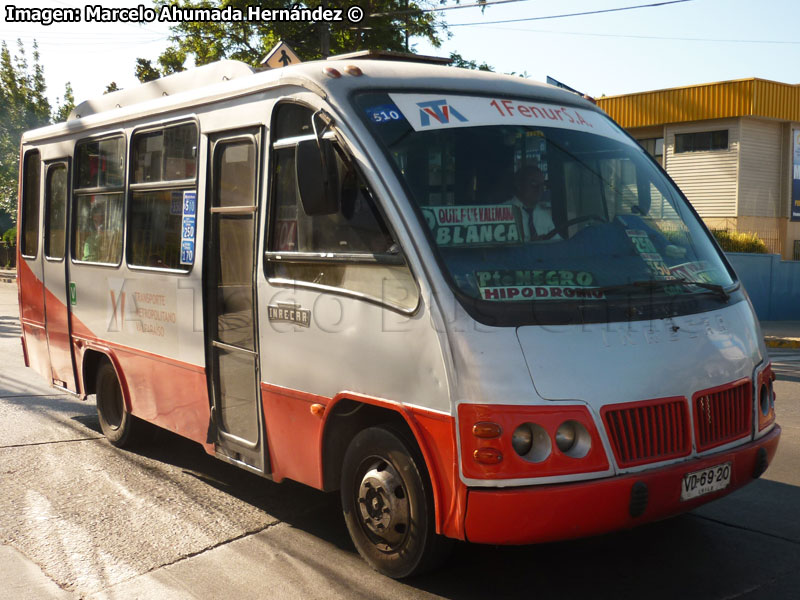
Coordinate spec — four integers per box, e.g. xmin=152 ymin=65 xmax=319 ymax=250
xmin=341 ymin=426 xmax=453 ymax=578
xmin=95 ymin=361 xmax=137 ymax=448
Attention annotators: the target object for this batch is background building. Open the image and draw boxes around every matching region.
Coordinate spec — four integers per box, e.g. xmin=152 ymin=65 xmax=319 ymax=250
xmin=597 ymin=79 xmax=800 ymax=259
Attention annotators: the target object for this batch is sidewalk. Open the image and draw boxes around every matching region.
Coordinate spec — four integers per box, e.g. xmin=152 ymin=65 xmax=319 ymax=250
xmin=0 ymin=545 xmax=71 ymax=599
xmin=761 ymin=321 xmax=800 ymax=348
xmin=0 ymin=268 xmax=15 ymax=284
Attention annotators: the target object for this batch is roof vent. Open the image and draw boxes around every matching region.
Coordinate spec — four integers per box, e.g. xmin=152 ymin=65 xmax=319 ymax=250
xmin=68 ymin=60 xmax=255 ymax=121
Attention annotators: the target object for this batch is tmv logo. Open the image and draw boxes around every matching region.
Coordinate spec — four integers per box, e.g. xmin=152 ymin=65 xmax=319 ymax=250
xmin=417 ymin=99 xmax=468 ymax=127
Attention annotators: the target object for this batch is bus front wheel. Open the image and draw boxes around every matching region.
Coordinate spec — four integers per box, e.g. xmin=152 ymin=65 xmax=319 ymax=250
xmin=340 ymin=426 xmax=452 ymax=578
xmin=95 ymin=361 xmax=136 ymax=448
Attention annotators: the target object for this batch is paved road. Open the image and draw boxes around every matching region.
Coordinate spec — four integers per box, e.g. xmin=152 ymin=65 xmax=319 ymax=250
xmin=2 ymin=280 xmax=799 ymax=599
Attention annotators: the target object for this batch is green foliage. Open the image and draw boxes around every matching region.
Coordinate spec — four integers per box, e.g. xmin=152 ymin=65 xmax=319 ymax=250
xmin=711 ymin=230 xmax=769 ymax=254
xmin=135 ymin=58 xmax=162 ymax=83
xmin=104 ymin=81 xmax=120 ymax=94
xmin=137 ymin=0 xmax=447 ymax=80
xmin=449 ymin=52 xmax=493 ymax=72
xmin=2 ymin=226 xmax=16 ymax=245
xmin=158 ymin=46 xmax=187 ymax=75
xmin=0 ymin=41 xmax=49 ymax=222
xmin=52 ymin=81 xmax=75 ymax=123
xmin=0 ymin=40 xmax=73 ymax=221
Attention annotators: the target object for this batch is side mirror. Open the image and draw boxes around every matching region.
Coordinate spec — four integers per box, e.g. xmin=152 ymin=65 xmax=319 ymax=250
xmin=296 ymin=138 xmax=340 ymax=216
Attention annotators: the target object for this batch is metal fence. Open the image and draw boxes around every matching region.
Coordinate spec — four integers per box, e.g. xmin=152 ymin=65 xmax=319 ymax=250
xmin=742 ymin=229 xmax=781 ymax=255
xmin=700 ymin=218 xmax=782 ymax=255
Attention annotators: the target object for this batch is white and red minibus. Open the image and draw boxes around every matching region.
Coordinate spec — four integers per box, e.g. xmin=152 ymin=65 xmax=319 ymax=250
xmin=17 ymin=53 xmax=780 ymax=577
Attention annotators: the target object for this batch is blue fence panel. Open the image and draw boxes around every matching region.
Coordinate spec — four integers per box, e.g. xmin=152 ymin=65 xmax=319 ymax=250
xmin=727 ymin=253 xmax=775 ymax=319
xmin=727 ymin=253 xmax=800 ymax=321
xmin=768 ymin=258 xmax=800 ymax=320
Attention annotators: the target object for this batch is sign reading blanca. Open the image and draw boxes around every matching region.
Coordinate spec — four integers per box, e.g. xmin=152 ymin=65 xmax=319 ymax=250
xmin=422 ymin=205 xmax=522 ymax=246
xmin=476 ymin=269 xmax=604 ymax=301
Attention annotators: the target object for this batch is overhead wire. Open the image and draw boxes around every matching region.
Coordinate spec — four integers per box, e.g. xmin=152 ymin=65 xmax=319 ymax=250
xmin=444 ymin=0 xmax=696 ymax=27
xmin=478 ymin=27 xmax=800 ymax=45
xmin=370 ymin=0 xmax=538 ymax=17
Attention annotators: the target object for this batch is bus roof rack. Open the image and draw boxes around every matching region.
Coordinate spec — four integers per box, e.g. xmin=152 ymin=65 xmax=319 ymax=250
xmin=68 ymin=60 xmax=255 ymax=121
xmin=327 ymin=50 xmax=453 ymax=65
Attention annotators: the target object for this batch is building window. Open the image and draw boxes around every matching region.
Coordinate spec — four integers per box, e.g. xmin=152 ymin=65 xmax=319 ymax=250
xmin=638 ymin=137 xmax=664 ymax=165
xmin=675 ymin=130 xmax=728 ymax=153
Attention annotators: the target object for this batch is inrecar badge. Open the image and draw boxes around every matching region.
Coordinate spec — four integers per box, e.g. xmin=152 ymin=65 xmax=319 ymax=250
xmin=268 ymin=304 xmax=311 ymax=327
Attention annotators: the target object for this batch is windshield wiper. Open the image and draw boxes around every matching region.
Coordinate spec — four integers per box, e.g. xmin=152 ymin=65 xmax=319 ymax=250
xmin=598 ymin=278 xmax=730 ymax=301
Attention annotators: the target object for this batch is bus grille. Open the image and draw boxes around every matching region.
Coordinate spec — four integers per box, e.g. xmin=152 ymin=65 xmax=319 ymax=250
xmin=602 ymin=399 xmax=691 ymax=468
xmin=694 ymin=380 xmax=752 ymax=451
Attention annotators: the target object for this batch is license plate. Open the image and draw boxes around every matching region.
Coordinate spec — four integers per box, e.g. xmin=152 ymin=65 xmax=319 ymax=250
xmin=681 ymin=462 xmax=731 ymax=501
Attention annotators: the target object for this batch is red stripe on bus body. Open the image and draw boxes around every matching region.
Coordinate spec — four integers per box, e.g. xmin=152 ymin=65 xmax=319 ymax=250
xmin=259 ymin=382 xmax=465 ymax=540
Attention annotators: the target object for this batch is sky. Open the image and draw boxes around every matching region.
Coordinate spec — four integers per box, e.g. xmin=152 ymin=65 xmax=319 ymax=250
xmin=1 ymin=0 xmax=799 ymax=109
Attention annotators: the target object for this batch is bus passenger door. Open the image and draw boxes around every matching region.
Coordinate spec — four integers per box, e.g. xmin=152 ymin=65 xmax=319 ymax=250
xmin=41 ymin=161 xmax=78 ymax=391
xmin=204 ymin=131 xmax=267 ymax=473
xmin=18 ymin=149 xmax=51 ymax=381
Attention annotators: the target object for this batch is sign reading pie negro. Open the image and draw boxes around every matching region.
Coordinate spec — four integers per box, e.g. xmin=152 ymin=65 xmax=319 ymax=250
xmin=422 ymin=205 xmax=522 ymax=246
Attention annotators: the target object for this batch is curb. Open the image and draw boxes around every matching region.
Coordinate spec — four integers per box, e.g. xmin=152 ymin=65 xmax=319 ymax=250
xmin=765 ymin=337 xmax=800 ymax=349
xmin=0 ymin=276 xmax=15 ymax=284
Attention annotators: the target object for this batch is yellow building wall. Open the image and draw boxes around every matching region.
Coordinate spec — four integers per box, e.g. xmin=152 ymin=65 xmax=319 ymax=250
xmin=664 ymin=119 xmax=739 ymax=218
xmin=738 ymin=118 xmax=782 ymax=218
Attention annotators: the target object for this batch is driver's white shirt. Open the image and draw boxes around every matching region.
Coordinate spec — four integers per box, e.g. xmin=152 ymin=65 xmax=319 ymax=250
xmin=509 ymin=197 xmax=562 ymax=241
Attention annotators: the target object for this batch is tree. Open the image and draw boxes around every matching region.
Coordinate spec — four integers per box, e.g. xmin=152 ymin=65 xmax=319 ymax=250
xmin=52 ymin=82 xmax=75 ymax=123
xmin=104 ymin=81 xmax=120 ymax=94
xmin=137 ymin=0 xmax=447 ymax=80
xmin=449 ymin=52 xmax=493 ymax=72
xmin=0 ymin=41 xmax=52 ymax=223
xmin=0 ymin=40 xmax=72 ymax=222
xmin=135 ymin=58 xmax=161 ymax=83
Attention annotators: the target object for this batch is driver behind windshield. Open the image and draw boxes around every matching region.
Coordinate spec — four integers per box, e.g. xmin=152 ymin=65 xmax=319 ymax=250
xmin=508 ymin=164 xmax=562 ymax=242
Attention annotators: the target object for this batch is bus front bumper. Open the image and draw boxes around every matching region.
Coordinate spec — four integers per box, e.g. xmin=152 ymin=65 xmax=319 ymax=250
xmin=464 ymin=425 xmax=780 ymax=545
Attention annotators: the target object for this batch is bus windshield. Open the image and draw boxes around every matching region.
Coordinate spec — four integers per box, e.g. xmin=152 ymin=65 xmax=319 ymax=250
xmin=355 ymin=91 xmax=736 ymax=323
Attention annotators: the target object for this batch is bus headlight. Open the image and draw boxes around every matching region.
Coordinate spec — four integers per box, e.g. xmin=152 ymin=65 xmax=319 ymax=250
xmin=555 ymin=420 xmax=591 ymax=458
xmin=760 ymin=384 xmax=770 ymax=416
xmin=512 ymin=423 xmax=550 ymax=463
xmin=511 ymin=425 xmax=533 ymax=456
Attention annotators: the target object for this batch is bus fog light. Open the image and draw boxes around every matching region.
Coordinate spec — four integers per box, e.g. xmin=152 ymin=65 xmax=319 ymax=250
xmin=555 ymin=420 xmax=591 ymax=458
xmin=512 ymin=423 xmax=550 ymax=463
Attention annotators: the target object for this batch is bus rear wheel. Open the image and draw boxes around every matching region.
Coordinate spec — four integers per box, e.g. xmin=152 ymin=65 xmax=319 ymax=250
xmin=340 ymin=426 xmax=452 ymax=578
xmin=95 ymin=361 xmax=136 ymax=448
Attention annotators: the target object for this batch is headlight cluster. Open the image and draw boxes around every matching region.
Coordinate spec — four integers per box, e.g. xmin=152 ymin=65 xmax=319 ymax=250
xmin=758 ymin=364 xmax=776 ymax=431
xmin=459 ymin=404 xmax=609 ymax=480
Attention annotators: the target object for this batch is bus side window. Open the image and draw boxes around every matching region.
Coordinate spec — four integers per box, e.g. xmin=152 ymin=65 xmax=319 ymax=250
xmin=72 ymin=136 xmax=125 ymax=265
xmin=266 ymin=103 xmax=418 ymax=312
xmin=20 ymin=150 xmax=41 ymax=259
xmin=128 ymin=123 xmax=198 ymax=270
xmin=45 ymin=163 xmax=68 ymax=260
